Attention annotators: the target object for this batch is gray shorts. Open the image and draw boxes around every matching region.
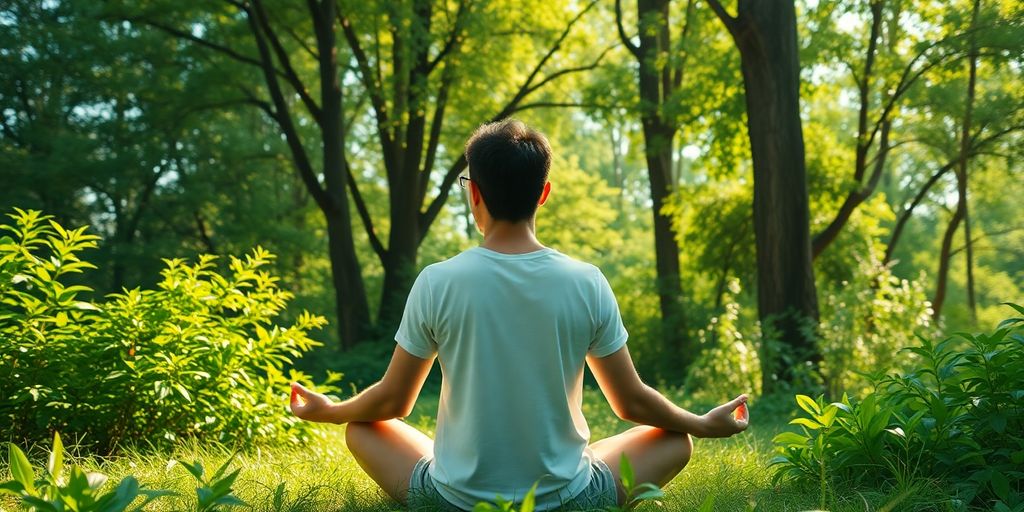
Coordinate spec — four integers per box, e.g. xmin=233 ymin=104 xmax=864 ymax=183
xmin=407 ymin=457 xmax=618 ymax=511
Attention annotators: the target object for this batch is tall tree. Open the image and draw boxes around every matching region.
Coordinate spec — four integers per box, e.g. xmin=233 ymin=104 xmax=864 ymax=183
xmin=614 ymin=0 xmax=697 ymax=369
xmin=706 ymin=0 xmax=820 ymax=392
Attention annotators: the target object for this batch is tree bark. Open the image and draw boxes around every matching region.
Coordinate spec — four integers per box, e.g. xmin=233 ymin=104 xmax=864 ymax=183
xmin=708 ymin=0 xmax=821 ymax=392
xmin=616 ymin=0 xmax=692 ymax=371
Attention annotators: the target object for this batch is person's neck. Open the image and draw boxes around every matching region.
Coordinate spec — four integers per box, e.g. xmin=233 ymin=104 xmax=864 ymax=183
xmin=480 ymin=219 xmax=545 ymax=254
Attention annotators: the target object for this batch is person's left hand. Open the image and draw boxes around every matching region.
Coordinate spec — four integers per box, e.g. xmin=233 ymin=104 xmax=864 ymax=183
xmin=289 ymin=382 xmax=335 ymax=423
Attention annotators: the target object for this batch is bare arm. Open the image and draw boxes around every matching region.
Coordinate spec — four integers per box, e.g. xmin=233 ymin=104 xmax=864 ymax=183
xmin=586 ymin=346 xmax=748 ymax=438
xmin=290 ymin=345 xmax=434 ymax=424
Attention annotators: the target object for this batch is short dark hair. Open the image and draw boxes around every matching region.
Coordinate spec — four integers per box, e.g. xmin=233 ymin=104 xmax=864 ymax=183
xmin=464 ymin=119 xmax=552 ymax=222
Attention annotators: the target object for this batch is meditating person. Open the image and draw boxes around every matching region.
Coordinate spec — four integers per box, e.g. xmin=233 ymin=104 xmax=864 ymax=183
xmin=288 ymin=119 xmax=750 ymax=511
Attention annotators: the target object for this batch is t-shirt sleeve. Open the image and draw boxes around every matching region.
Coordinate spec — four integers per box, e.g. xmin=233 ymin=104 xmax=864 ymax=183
xmin=394 ymin=269 xmax=438 ymax=359
xmin=589 ymin=268 xmax=629 ymax=357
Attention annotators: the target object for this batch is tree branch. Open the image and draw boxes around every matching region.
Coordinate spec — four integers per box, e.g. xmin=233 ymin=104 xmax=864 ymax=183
xmin=614 ymin=0 xmax=641 ymax=58
xmin=251 ymin=0 xmax=323 ymax=124
xmin=339 ymin=12 xmax=392 ymax=149
xmin=346 ymin=163 xmax=387 ymax=261
xmin=243 ymin=3 xmax=331 ymax=212
xmin=427 ymin=0 xmax=468 ymax=75
xmin=705 ymin=0 xmax=740 ymax=40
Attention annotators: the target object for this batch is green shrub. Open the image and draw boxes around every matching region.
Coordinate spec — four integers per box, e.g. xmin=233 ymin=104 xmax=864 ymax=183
xmin=686 ymin=278 xmax=762 ymax=398
xmin=772 ymin=303 xmax=1024 ymax=510
xmin=0 ymin=208 xmax=336 ymax=453
xmin=818 ymin=254 xmax=935 ymax=397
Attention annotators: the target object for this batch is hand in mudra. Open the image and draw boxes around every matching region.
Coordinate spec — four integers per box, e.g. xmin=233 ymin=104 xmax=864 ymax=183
xmin=697 ymin=394 xmax=750 ymax=438
xmin=289 ymin=382 xmax=335 ymax=423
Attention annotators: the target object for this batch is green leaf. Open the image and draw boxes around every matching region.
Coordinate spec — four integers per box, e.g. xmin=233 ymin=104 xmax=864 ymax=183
xmin=619 ymin=453 xmax=634 ymax=491
xmin=272 ymin=482 xmax=285 ymax=511
xmin=1001 ymin=302 xmax=1024 ymax=317
xmin=795 ymin=395 xmax=821 ymax=415
xmin=211 ymin=451 xmax=240 ymax=482
xmin=47 ymin=432 xmax=63 ymax=482
xmin=789 ymin=418 xmax=822 ymax=430
xmin=772 ymin=432 xmax=808 ymax=447
xmin=8 ymin=443 xmax=36 ymax=494
xmin=0 ymin=480 xmax=25 ymax=496
xmin=697 ymin=493 xmax=715 ymax=512
xmin=178 ymin=461 xmax=204 ymax=482
xmin=991 ymin=470 xmax=1010 ymax=501
xmin=519 ymin=481 xmax=538 ymax=512
xmin=21 ymin=495 xmax=59 ymax=512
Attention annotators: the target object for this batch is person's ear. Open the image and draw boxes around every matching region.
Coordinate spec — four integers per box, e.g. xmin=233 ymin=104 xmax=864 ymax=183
xmin=538 ymin=181 xmax=551 ymax=206
xmin=470 ymin=180 xmax=482 ymax=206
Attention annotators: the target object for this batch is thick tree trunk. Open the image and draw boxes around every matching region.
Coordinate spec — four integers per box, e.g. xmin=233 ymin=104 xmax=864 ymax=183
xmin=325 ymin=213 xmax=371 ymax=348
xmin=713 ymin=0 xmax=821 ymax=392
xmin=379 ymin=189 xmax=420 ymax=330
xmin=309 ymin=0 xmax=371 ymax=348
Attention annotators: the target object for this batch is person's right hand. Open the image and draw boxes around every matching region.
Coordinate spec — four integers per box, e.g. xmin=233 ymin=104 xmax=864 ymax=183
xmin=695 ymin=394 xmax=750 ymax=438
xmin=289 ymin=382 xmax=336 ymax=423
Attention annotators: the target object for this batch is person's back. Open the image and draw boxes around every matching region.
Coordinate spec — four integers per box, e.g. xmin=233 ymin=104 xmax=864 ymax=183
xmin=287 ymin=119 xmax=749 ymax=512
xmin=398 ymin=246 xmax=625 ymax=508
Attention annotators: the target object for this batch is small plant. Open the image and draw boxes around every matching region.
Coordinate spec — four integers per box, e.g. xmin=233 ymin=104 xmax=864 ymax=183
xmin=0 ymin=432 xmax=171 ymax=512
xmin=608 ymin=453 xmax=664 ymax=511
xmin=171 ymin=453 xmax=248 ymax=511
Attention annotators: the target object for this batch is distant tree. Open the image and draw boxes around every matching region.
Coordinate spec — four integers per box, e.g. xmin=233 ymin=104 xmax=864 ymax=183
xmin=613 ymin=0 xmax=698 ymax=370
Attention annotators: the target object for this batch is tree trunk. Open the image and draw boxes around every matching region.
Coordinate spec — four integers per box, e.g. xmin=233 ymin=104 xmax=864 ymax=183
xmin=643 ymin=120 xmax=690 ymax=368
xmin=710 ymin=0 xmax=821 ymax=392
xmin=617 ymin=0 xmax=691 ymax=371
xmin=932 ymin=204 xmax=964 ymax=321
xmin=934 ymin=0 xmax=979 ymax=323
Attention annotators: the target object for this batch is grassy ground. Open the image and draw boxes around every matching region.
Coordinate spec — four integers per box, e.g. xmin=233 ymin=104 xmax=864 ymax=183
xmin=2 ymin=388 xmax=963 ymax=512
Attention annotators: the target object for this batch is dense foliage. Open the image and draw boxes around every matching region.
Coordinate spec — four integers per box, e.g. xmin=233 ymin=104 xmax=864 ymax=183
xmin=772 ymin=303 xmax=1024 ymax=510
xmin=0 ymin=209 xmax=334 ymax=452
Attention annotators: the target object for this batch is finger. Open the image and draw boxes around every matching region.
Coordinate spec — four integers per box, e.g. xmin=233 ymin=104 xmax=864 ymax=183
xmin=724 ymin=393 xmax=749 ymax=411
xmin=290 ymin=383 xmax=308 ymax=406
xmin=735 ymin=418 xmax=749 ymax=431
xmin=733 ymin=402 xmax=749 ymax=422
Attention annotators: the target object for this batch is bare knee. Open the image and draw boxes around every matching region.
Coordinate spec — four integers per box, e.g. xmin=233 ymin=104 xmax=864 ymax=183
xmin=651 ymin=428 xmax=693 ymax=469
xmin=344 ymin=421 xmax=379 ymax=449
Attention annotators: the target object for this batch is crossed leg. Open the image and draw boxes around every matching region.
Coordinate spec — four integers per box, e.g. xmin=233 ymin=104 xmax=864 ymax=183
xmin=345 ymin=421 xmax=691 ymax=507
xmin=344 ymin=420 xmax=434 ymax=504
xmin=588 ymin=426 xmax=693 ymax=504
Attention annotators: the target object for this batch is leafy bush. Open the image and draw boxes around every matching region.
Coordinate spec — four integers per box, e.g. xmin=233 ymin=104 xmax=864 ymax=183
xmin=0 ymin=208 xmax=335 ymax=452
xmin=772 ymin=303 xmax=1024 ymax=510
xmin=686 ymin=279 xmax=761 ymax=398
xmin=818 ymin=253 xmax=935 ymax=397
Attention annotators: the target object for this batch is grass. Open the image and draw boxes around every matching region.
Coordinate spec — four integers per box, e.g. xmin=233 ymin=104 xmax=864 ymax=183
xmin=1 ymin=387 xmax=967 ymax=512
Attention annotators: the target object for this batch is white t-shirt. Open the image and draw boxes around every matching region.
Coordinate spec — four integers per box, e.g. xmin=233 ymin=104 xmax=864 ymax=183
xmin=395 ymin=246 xmax=628 ymax=510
